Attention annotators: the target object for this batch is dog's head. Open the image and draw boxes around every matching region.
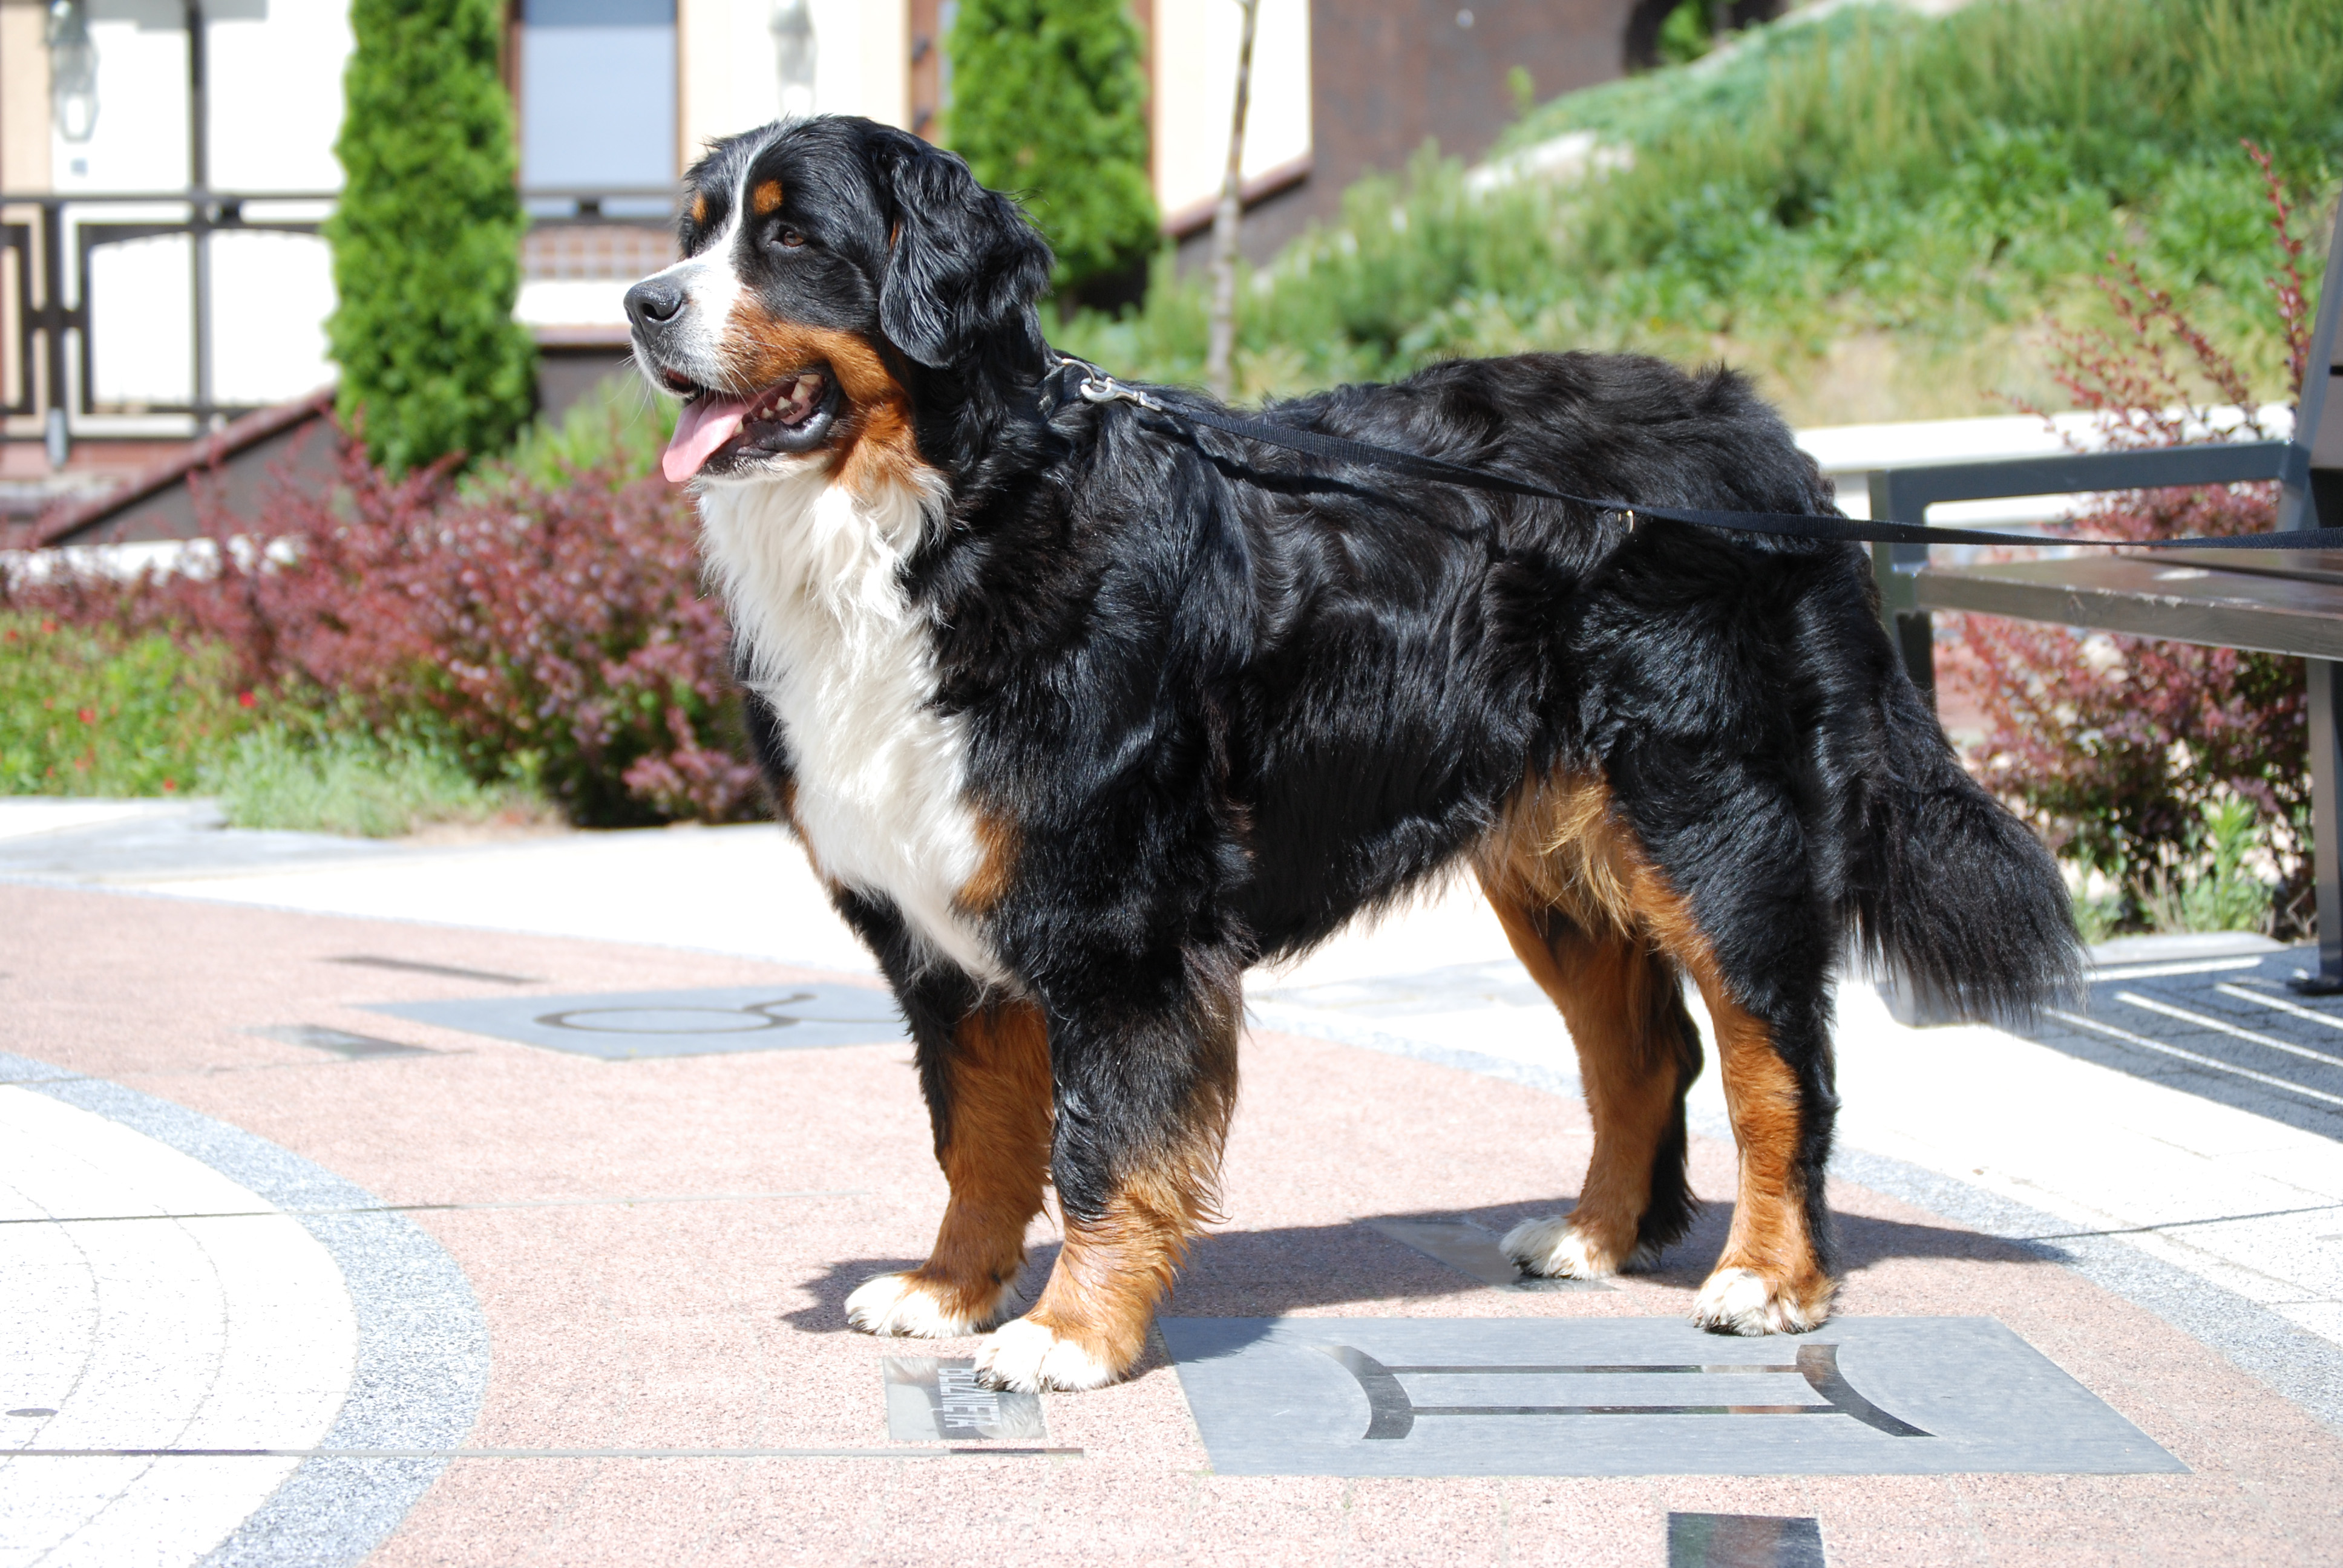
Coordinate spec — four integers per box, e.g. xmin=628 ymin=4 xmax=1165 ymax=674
xmin=625 ymin=116 xmax=1054 ymax=485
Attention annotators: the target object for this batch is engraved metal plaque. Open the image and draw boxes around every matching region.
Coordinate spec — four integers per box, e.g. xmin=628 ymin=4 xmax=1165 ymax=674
xmin=1159 ymin=1316 xmax=2184 ymax=1477
xmin=367 ymin=984 xmax=905 ymax=1059
xmin=1669 ymin=1513 xmax=1827 ymax=1568
xmin=882 ymin=1357 xmax=1047 ymax=1442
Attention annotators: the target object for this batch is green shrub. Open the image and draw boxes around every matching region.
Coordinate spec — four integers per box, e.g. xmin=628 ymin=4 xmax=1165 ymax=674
xmin=0 ymin=613 xmax=553 ymax=836
xmin=327 ymin=0 xmax=536 ymax=473
xmin=2132 ymin=800 xmax=2276 ymax=935
xmin=945 ymin=0 xmax=1158 ymax=296
xmin=483 ymin=377 xmax=678 ymax=494
xmin=0 ymin=615 xmax=254 ymax=795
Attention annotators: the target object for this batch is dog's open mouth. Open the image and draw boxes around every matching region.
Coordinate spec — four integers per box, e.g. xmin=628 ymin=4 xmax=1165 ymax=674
xmin=661 ymin=368 xmax=839 ymax=482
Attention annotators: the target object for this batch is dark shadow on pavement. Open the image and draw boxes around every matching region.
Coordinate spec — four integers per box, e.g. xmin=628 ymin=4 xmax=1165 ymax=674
xmin=782 ymin=1199 xmax=2050 ymax=1346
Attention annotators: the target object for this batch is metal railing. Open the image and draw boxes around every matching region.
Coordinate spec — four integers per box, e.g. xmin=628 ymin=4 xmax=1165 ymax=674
xmin=1 ymin=187 xmax=677 ymax=448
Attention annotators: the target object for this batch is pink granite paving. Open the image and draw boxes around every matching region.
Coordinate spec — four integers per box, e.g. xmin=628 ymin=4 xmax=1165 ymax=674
xmin=7 ymin=880 xmax=2342 ymax=1566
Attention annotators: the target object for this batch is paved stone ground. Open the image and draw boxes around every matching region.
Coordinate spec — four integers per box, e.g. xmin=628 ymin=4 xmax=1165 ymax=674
xmin=5 ymin=805 xmax=2343 ymax=1565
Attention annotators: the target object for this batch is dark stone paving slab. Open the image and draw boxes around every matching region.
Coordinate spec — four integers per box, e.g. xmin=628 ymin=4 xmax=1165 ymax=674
xmin=365 ymin=985 xmax=906 ymax=1059
xmin=1160 ymin=1317 xmax=2184 ymax=1477
xmin=2023 ymin=947 xmax=2343 ymax=1135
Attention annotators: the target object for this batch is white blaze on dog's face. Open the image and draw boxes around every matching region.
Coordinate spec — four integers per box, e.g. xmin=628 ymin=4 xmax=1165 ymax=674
xmin=624 ymin=123 xmax=917 ymax=494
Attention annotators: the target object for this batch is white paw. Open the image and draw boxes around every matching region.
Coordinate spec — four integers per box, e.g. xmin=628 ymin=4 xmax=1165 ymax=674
xmin=1501 ymin=1216 xmax=1619 ymax=1279
xmin=843 ymin=1271 xmax=1014 ymax=1338
xmin=973 ymin=1316 xmax=1118 ymax=1393
xmin=1689 ymin=1266 xmax=1827 ymax=1336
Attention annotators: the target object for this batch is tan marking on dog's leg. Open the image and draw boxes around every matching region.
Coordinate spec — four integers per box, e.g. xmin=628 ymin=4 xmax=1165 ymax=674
xmin=846 ymin=1000 xmax=1052 ymax=1337
xmin=978 ymin=1177 xmax=1210 ymax=1391
xmin=978 ymin=988 xmax=1236 ymax=1391
xmin=1479 ymin=769 xmax=1828 ymax=1329
xmin=1688 ymin=988 xmax=1833 ymax=1331
xmin=1482 ymin=882 xmax=1685 ymax=1277
xmin=1620 ymin=852 xmax=1835 ymax=1334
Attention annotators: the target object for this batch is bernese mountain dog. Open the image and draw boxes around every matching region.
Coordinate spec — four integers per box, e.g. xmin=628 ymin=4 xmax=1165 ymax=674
xmin=623 ymin=114 xmax=2081 ymax=1393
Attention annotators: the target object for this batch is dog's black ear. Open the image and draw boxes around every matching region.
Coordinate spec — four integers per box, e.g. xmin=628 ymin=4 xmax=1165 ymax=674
xmin=877 ymin=140 xmax=1054 ymax=370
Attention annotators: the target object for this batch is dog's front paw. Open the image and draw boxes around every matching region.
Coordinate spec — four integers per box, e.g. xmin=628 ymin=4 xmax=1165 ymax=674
xmin=1689 ymin=1265 xmax=1834 ymax=1336
xmin=844 ymin=1270 xmax=1015 ymax=1338
xmin=973 ymin=1316 xmax=1119 ymax=1392
xmin=1501 ymin=1215 xmax=1625 ymax=1279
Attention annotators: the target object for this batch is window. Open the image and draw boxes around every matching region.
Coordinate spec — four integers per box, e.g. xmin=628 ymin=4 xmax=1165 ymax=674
xmin=519 ymin=0 xmax=677 ymax=204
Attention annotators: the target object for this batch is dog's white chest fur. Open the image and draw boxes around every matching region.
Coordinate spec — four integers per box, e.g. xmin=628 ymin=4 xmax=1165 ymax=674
xmin=698 ymin=465 xmax=1004 ymax=982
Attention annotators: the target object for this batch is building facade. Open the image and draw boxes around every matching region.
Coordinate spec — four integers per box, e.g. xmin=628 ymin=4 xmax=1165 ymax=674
xmin=2 ymin=0 xmax=1664 ymax=503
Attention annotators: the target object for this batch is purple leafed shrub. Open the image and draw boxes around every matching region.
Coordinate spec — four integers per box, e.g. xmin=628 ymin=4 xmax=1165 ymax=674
xmin=7 ymin=434 xmax=761 ymax=827
xmin=1939 ymin=143 xmax=2321 ymax=930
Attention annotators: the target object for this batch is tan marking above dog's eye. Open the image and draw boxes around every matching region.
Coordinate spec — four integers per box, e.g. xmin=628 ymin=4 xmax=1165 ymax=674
xmin=752 ymin=178 xmax=784 ymax=215
xmin=689 ymin=192 xmax=708 ymax=226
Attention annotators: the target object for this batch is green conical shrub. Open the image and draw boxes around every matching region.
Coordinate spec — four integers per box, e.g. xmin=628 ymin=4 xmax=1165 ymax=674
xmin=944 ymin=0 xmax=1159 ymax=299
xmin=326 ymin=0 xmax=536 ymax=473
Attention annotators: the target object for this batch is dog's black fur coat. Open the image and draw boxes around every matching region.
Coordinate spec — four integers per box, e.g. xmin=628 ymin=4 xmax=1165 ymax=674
xmin=661 ymin=116 xmax=2079 ymax=1344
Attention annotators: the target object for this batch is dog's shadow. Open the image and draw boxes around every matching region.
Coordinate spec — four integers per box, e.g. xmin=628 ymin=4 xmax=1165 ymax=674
xmin=781 ymin=1195 xmax=2052 ymax=1334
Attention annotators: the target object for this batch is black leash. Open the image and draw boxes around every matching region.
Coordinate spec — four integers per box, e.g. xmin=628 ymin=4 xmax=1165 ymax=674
xmin=1049 ymin=361 xmax=2343 ymax=554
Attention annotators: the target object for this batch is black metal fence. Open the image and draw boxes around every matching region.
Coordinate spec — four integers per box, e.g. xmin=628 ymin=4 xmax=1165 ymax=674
xmin=1 ymin=188 xmax=675 ymax=451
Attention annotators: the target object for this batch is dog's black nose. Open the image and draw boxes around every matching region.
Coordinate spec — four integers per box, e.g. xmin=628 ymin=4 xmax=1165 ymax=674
xmin=624 ymin=277 xmax=686 ymax=328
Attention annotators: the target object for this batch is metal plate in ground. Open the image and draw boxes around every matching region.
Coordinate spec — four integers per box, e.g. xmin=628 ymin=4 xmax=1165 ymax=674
xmin=365 ymin=985 xmax=904 ymax=1059
xmin=882 ymin=1357 xmax=1047 ymax=1442
xmin=1158 ymin=1316 xmax=2183 ymax=1477
xmin=1669 ymin=1514 xmax=1826 ymax=1568
xmin=1365 ymin=1218 xmax=1610 ymax=1292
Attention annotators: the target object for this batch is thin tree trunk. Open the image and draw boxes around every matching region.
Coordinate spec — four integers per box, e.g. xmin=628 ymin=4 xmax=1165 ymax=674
xmin=1205 ymin=0 xmax=1260 ymax=403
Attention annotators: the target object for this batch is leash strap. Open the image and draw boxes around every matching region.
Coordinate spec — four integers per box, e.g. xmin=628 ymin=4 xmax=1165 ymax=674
xmin=1055 ymin=363 xmax=2343 ymax=555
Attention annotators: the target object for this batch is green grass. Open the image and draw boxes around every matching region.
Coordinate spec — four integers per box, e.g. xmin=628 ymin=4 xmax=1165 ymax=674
xmin=1 ymin=613 xmax=548 ymax=837
xmin=198 ymin=721 xmax=541 ymax=838
xmin=1057 ymin=0 xmax=2342 ymax=424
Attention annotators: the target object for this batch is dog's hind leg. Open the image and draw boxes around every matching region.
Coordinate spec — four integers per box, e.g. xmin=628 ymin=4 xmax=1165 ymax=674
xmin=1481 ymin=887 xmax=1702 ymax=1279
xmin=1673 ymin=954 xmax=1838 ymax=1334
xmin=1478 ymin=771 xmax=1836 ymax=1332
xmin=974 ymin=959 xmax=1240 ymax=1393
xmin=845 ymin=995 xmax=1054 ymax=1337
xmin=1620 ymin=832 xmax=1841 ymax=1337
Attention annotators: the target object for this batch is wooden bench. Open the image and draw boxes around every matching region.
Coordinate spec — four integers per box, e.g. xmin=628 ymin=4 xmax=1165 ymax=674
xmin=1869 ymin=200 xmax=2343 ymax=991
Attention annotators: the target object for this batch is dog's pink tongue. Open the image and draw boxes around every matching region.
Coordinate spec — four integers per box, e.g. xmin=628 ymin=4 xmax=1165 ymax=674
xmin=663 ymin=394 xmax=752 ymax=483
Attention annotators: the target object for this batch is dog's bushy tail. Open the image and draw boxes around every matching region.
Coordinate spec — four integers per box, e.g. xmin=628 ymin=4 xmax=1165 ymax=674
xmin=1844 ymin=662 xmax=2086 ymax=1027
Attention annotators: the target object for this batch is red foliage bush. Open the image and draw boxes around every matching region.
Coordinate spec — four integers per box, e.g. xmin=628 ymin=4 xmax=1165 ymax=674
xmin=8 ymin=435 xmax=761 ymax=826
xmin=1939 ymin=143 xmax=2318 ymax=924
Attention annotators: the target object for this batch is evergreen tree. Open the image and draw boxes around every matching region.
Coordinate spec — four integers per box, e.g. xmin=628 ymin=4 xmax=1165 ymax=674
xmin=945 ymin=0 xmax=1159 ymax=298
xmin=327 ymin=0 xmax=536 ymax=473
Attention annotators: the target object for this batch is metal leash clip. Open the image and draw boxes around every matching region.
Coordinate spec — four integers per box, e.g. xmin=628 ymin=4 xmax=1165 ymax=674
xmin=1075 ymin=368 xmax=1168 ymax=414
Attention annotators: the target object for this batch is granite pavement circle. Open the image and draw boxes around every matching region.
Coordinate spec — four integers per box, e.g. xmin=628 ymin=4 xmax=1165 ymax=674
xmin=6 ymin=878 xmax=2343 ymax=1565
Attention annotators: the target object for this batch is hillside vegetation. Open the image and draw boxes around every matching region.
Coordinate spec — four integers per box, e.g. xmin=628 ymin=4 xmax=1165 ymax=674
xmin=1059 ymin=0 xmax=2342 ymax=424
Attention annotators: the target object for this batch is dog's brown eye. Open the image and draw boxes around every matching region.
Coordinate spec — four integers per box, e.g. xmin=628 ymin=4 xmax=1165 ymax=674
xmin=777 ymin=227 xmax=806 ymax=248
